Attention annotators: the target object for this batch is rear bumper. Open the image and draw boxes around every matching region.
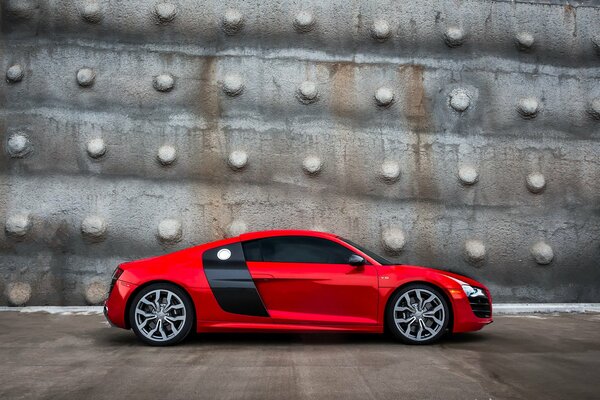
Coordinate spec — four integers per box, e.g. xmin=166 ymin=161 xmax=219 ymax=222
xmin=104 ymin=280 xmax=137 ymax=329
xmin=103 ymin=304 xmax=115 ymax=327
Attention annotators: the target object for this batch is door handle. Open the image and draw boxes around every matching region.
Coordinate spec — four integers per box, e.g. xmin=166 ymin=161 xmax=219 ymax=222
xmin=252 ymin=273 xmax=274 ymax=280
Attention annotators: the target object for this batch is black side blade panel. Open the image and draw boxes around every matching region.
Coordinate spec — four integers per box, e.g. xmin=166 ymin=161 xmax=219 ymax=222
xmin=202 ymin=242 xmax=269 ymax=317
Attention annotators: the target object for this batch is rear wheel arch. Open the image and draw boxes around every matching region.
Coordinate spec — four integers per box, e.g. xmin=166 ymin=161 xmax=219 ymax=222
xmin=384 ymin=280 xmax=454 ymax=334
xmin=124 ymin=280 xmax=196 ymax=330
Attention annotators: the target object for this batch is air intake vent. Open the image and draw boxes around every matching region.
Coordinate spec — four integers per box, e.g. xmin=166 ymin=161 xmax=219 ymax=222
xmin=469 ymin=293 xmax=492 ymax=318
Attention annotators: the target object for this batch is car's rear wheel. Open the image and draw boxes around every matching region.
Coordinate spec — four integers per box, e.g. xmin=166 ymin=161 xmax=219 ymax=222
xmin=129 ymin=283 xmax=194 ymax=346
xmin=386 ymin=284 xmax=450 ymax=345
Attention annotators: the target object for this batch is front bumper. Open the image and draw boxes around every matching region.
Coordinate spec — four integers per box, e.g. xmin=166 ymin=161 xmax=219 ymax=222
xmin=450 ymin=290 xmax=493 ymax=333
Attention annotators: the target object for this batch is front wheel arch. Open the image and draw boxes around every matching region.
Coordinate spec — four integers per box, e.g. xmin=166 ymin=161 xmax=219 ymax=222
xmin=383 ymin=281 xmax=454 ymax=335
xmin=124 ymin=280 xmax=196 ymax=330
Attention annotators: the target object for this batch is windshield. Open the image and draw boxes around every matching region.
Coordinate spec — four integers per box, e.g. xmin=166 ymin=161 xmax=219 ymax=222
xmin=341 ymin=238 xmax=396 ymax=265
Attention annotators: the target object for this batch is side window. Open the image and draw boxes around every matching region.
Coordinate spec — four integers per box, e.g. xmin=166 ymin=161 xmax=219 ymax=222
xmin=242 ymin=239 xmax=263 ymax=262
xmin=242 ymin=236 xmax=355 ymax=264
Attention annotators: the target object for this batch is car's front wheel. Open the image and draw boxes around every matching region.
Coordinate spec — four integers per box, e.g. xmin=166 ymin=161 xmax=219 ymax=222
xmin=386 ymin=284 xmax=450 ymax=345
xmin=129 ymin=283 xmax=194 ymax=346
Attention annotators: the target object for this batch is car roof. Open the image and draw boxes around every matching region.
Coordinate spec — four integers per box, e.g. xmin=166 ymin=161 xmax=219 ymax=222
xmin=238 ymin=229 xmax=339 ymax=241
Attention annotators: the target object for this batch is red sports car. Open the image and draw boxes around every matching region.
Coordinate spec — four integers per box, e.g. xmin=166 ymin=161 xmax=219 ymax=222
xmin=104 ymin=230 xmax=492 ymax=345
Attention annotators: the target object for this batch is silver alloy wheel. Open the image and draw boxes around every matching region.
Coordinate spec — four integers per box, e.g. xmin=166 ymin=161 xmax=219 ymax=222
xmin=134 ymin=289 xmax=187 ymax=342
xmin=393 ymin=288 xmax=446 ymax=342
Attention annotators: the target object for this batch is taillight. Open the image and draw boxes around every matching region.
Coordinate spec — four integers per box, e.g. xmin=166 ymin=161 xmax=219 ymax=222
xmin=109 ymin=267 xmax=124 ymax=293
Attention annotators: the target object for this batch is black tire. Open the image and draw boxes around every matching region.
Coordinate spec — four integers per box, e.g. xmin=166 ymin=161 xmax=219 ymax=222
xmin=386 ymin=283 xmax=450 ymax=345
xmin=129 ymin=283 xmax=194 ymax=346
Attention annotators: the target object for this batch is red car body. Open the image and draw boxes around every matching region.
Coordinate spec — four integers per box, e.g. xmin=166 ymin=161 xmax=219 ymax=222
xmin=105 ymin=230 xmax=492 ymax=335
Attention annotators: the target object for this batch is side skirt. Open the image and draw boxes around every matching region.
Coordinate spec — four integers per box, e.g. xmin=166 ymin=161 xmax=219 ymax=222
xmin=197 ymin=321 xmax=383 ymax=333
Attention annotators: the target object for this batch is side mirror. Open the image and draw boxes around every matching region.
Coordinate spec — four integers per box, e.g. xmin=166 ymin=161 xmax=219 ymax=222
xmin=348 ymin=254 xmax=365 ymax=267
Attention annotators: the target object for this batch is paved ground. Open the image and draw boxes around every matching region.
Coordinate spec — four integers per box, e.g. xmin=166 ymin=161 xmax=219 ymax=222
xmin=0 ymin=313 xmax=598 ymax=400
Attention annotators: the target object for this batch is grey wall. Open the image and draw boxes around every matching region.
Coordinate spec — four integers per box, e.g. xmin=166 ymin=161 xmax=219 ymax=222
xmin=1 ymin=0 xmax=599 ymax=306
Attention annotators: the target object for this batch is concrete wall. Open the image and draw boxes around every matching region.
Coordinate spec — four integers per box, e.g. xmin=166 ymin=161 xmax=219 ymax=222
xmin=1 ymin=0 xmax=599 ymax=305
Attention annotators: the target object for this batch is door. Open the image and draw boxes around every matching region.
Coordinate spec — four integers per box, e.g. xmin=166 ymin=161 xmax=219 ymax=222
xmin=243 ymin=235 xmax=379 ymax=325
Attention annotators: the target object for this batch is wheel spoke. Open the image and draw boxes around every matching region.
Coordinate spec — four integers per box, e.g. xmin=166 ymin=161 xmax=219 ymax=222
xmin=401 ymin=293 xmax=415 ymax=311
xmin=148 ymin=323 xmax=160 ymax=337
xmin=158 ymin=320 xmax=167 ymax=340
xmin=165 ymin=303 xmax=184 ymax=312
xmin=416 ymin=290 xmax=424 ymax=309
xmin=153 ymin=292 xmax=161 ymax=311
xmin=140 ymin=298 xmax=156 ymax=310
xmin=136 ymin=310 xmax=155 ymax=318
xmin=165 ymin=315 xmax=185 ymax=322
xmin=424 ymin=315 xmax=443 ymax=325
xmin=421 ymin=294 xmax=435 ymax=307
xmin=138 ymin=316 xmax=156 ymax=329
xmin=416 ymin=319 xmax=424 ymax=339
xmin=423 ymin=323 xmax=437 ymax=336
xmin=424 ymin=304 xmax=443 ymax=315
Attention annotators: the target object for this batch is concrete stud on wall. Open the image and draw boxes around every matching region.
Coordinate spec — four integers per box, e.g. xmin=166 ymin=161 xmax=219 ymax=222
xmin=153 ymin=74 xmax=174 ymax=92
xmin=370 ymin=19 xmax=391 ymax=42
xmin=222 ymin=9 xmax=244 ymax=35
xmin=84 ymin=280 xmax=108 ymax=304
xmin=531 ymin=241 xmax=554 ymax=265
xmin=382 ymin=228 xmax=406 ymax=254
xmin=6 ymin=282 xmax=31 ymax=306
xmin=81 ymin=1 xmax=102 ymax=23
xmin=444 ymin=26 xmax=465 ymax=47
xmin=297 ymin=81 xmax=319 ymax=104
xmin=86 ymin=138 xmax=106 ymax=158
xmin=4 ymin=0 xmax=37 ymax=20
xmin=6 ymin=64 xmax=24 ymax=83
xmin=154 ymin=2 xmax=177 ymax=23
xmin=380 ymin=160 xmax=401 ymax=183
xmin=464 ymin=240 xmax=486 ymax=264
xmin=374 ymin=87 xmax=394 ymax=107
xmin=592 ymin=37 xmax=600 ymax=55
xmin=588 ymin=98 xmax=600 ymax=120
xmin=76 ymin=67 xmax=96 ymax=87
xmin=81 ymin=215 xmax=107 ymax=240
xmin=449 ymin=89 xmax=471 ymax=112
xmin=526 ymin=173 xmax=546 ymax=194
xmin=458 ymin=165 xmax=478 ymax=185
xmin=157 ymin=218 xmax=182 ymax=243
xmin=302 ymin=155 xmax=322 ymax=175
xmin=221 ymin=74 xmax=244 ymax=96
xmin=5 ymin=213 xmax=32 ymax=237
xmin=6 ymin=133 xmax=31 ymax=158
xmin=227 ymin=220 xmax=248 ymax=238
xmin=293 ymin=11 xmax=315 ymax=33
xmin=517 ymin=97 xmax=540 ymax=119
xmin=515 ymin=32 xmax=534 ymax=51
xmin=228 ymin=150 xmax=248 ymax=170
xmin=157 ymin=145 xmax=176 ymax=165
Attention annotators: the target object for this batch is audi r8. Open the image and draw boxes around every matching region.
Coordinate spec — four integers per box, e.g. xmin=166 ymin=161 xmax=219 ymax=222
xmin=104 ymin=230 xmax=492 ymax=345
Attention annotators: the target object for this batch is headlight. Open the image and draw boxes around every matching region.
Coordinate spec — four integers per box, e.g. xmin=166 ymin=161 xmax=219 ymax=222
xmin=461 ymin=284 xmax=486 ymax=298
xmin=445 ymin=275 xmax=487 ymax=298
